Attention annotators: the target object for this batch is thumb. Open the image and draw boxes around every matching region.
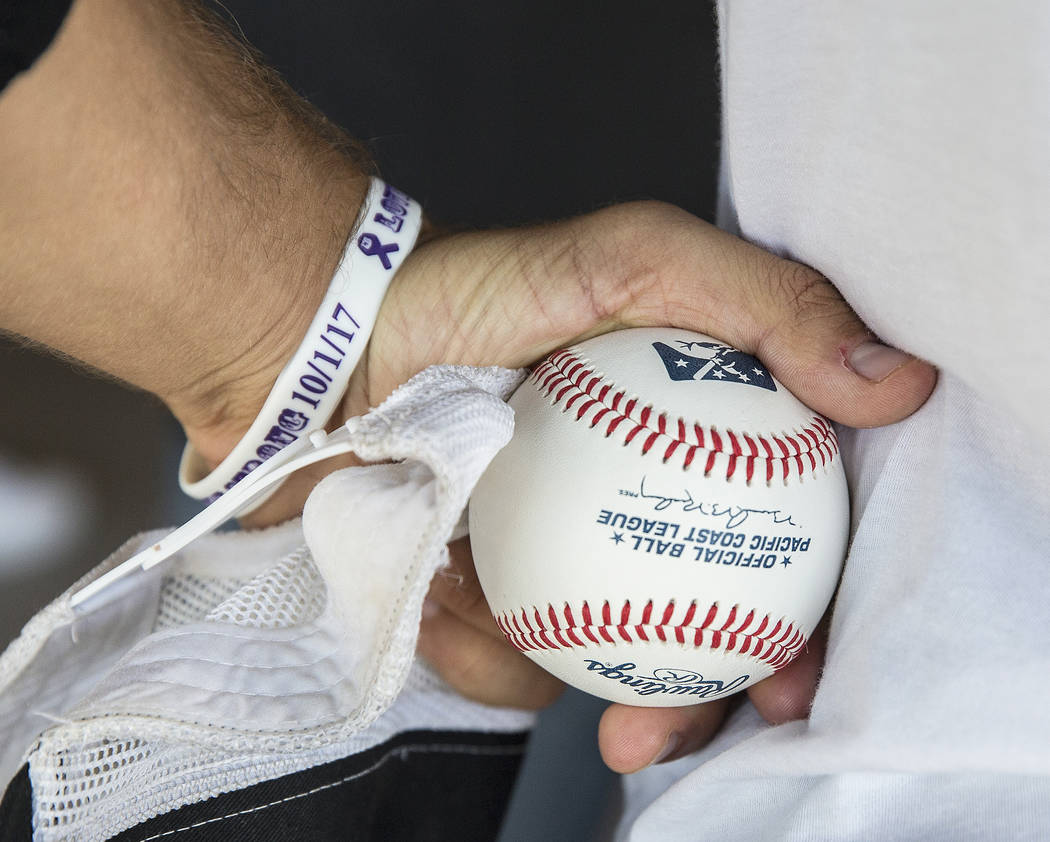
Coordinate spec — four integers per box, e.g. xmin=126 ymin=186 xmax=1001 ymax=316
xmin=736 ymin=255 xmax=936 ymax=429
xmin=608 ymin=203 xmax=937 ymax=429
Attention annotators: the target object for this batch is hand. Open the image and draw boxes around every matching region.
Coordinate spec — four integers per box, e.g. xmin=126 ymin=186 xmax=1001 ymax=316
xmin=2 ymin=0 xmax=933 ymax=776
xmin=347 ymin=201 xmax=937 ymax=772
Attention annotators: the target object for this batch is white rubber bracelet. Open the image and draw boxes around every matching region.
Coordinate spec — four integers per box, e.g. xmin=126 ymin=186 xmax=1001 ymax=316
xmin=178 ymin=177 xmax=422 ymax=509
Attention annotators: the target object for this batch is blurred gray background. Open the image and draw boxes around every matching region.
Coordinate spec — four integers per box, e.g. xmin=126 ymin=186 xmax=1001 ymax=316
xmin=0 ymin=3 xmax=720 ymax=839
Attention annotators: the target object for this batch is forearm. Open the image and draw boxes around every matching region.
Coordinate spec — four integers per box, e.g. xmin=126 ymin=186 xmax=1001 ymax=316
xmin=0 ymin=0 xmax=370 ymax=462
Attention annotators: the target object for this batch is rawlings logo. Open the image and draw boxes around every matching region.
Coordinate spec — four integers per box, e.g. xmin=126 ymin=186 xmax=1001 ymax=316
xmin=582 ymin=660 xmax=750 ymax=698
xmin=653 ymin=340 xmax=776 ymax=391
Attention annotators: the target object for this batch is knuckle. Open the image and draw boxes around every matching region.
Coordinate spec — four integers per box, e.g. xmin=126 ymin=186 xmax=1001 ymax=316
xmin=609 ymin=199 xmax=691 ymax=229
xmin=768 ymin=260 xmax=852 ymax=329
xmin=551 ymin=226 xmax=623 ymax=326
xmin=581 ymin=200 xmax=692 ymax=321
xmin=512 ymin=198 xmax=696 ymax=341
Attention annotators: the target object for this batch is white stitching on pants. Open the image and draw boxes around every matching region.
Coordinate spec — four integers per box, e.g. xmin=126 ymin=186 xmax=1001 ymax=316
xmin=132 ymin=742 xmax=526 ymax=841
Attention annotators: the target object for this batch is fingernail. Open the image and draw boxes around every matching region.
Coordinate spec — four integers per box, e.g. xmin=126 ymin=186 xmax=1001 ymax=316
xmin=648 ymin=731 xmax=683 ymax=767
xmin=421 ymin=598 xmax=441 ymax=621
xmin=845 ymin=341 xmax=914 ymax=383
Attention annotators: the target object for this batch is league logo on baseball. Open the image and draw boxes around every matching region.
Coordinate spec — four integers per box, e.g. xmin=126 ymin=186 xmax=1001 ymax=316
xmin=469 ymin=327 xmax=849 ymax=706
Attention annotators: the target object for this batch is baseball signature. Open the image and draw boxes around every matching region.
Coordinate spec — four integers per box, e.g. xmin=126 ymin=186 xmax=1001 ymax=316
xmin=627 ymin=476 xmax=799 ymax=529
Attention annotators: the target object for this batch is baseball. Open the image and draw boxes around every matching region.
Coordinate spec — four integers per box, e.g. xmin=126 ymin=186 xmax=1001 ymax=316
xmin=468 ymin=327 xmax=849 ymax=706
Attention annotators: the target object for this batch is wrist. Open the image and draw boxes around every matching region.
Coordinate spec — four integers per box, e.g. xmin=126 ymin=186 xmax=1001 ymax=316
xmin=178 ymin=178 xmax=424 ymax=527
xmin=170 ymin=173 xmax=370 ymax=466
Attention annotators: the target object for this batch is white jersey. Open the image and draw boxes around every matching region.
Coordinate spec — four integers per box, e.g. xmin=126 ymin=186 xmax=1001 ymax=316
xmin=621 ymin=2 xmax=1050 ymax=839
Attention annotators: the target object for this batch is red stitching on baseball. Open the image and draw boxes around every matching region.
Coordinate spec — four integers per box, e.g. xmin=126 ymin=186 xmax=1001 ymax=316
xmin=590 ymin=407 xmax=612 ymax=429
xmin=575 ymin=398 xmax=597 ymax=420
xmin=563 ymin=390 xmax=585 ymax=413
xmin=495 ymin=337 xmax=857 ymax=486
xmin=710 ymin=428 xmax=724 ymax=452
xmin=704 ymin=451 xmax=717 ymax=475
xmin=494 ymin=599 xmax=807 ymax=671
